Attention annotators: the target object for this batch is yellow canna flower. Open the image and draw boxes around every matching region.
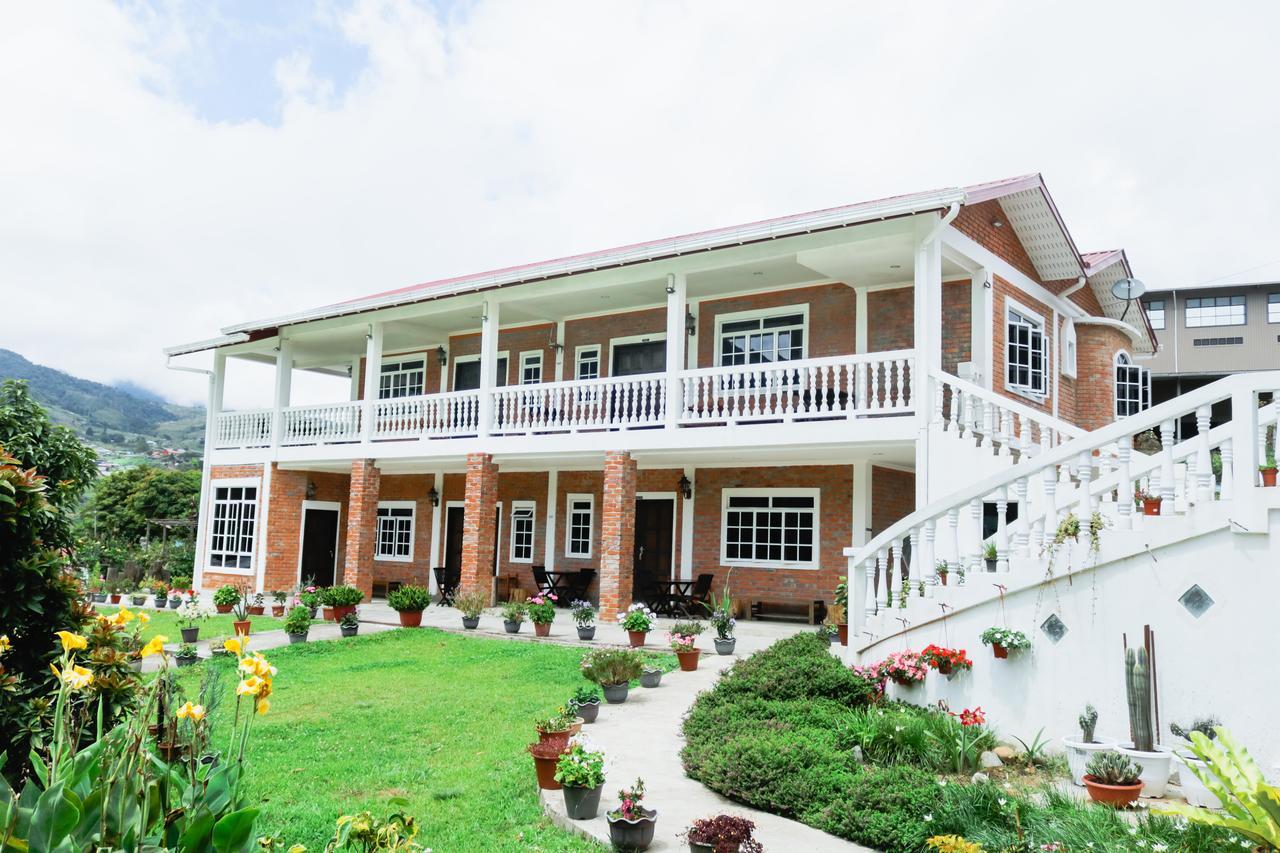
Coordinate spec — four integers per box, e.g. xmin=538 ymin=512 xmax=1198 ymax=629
xmin=287 ymin=845 xmax=307 ymax=853
xmin=51 ymin=662 xmax=94 ymax=690
xmin=54 ymin=631 xmax=88 ymax=653
xmin=223 ymin=637 xmax=244 ymax=656
xmin=135 ymin=611 xmax=151 ymax=626
xmin=140 ymin=636 xmax=168 ymax=658
xmin=255 ymin=697 xmax=270 ymax=715
xmin=237 ymin=675 xmax=263 ymax=697
xmin=176 ymin=701 xmax=207 ymax=721
xmin=110 ymin=607 xmax=134 ymax=626
xmin=0 ymin=634 xmax=10 ymax=655
xmin=239 ymin=653 xmax=277 ymax=679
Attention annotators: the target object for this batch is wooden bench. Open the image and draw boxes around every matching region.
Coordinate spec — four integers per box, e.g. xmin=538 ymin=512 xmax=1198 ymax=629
xmin=748 ymin=600 xmax=826 ymax=625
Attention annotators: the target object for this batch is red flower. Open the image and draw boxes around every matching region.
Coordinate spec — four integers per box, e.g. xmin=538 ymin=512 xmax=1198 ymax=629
xmin=953 ymin=706 xmax=986 ymax=727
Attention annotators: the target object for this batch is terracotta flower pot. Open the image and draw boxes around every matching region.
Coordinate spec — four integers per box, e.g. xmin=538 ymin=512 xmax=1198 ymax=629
xmin=247 ymin=605 xmax=264 ymax=616
xmin=109 ymin=594 xmax=121 ymax=604
xmin=537 ymin=728 xmax=572 ymax=753
xmin=1142 ymin=498 xmax=1162 ymax=516
xmin=1083 ymin=774 xmax=1143 ymax=808
xmin=939 ymin=573 xmax=948 ymax=586
xmin=676 ymin=649 xmax=700 ymax=671
xmin=322 ymin=606 xmax=334 ymax=621
xmin=271 ymin=606 xmax=285 ymax=617
xmin=333 ymin=604 xmax=356 ymax=621
xmin=627 ymin=630 xmax=647 ymax=648
xmin=398 ymin=610 xmax=423 ymax=627
xmin=233 ymin=620 xmax=251 ymax=636
xmin=838 ymin=623 xmax=849 ymax=646
xmin=528 ymin=742 xmax=563 ymax=790
xmin=534 ymin=622 xmax=551 ymax=637
xmin=215 ymin=604 xmax=233 ymax=614
xmin=1262 ymin=467 xmax=1278 ymax=487
xmin=992 ymin=643 xmax=1009 ymax=659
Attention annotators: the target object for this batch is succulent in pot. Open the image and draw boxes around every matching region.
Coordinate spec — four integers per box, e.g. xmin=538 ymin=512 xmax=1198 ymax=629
xmin=324 ymin=585 xmax=364 ymax=620
xmin=339 ymin=610 xmax=360 ymax=638
xmin=1083 ymin=750 xmax=1144 ymax=807
xmin=501 ymin=600 xmax=527 ymax=634
xmin=230 ymin=589 xmax=252 ymax=636
xmin=212 ymin=584 xmax=239 ymax=614
xmin=1062 ymin=703 xmax=1117 ymax=786
xmin=607 ymin=778 xmax=657 ymax=852
xmin=527 ymin=593 xmax=557 ymax=637
xmin=568 ymin=685 xmax=602 ymax=724
xmin=555 ymin=744 xmax=606 ymax=820
xmin=387 ymin=584 xmax=431 ymax=627
xmin=684 ymin=814 xmax=763 ymax=853
xmin=284 ymin=605 xmax=311 ymax=644
xmin=1169 ymin=717 xmax=1223 ymax=808
xmin=581 ymin=648 xmax=644 ymax=704
xmin=571 ymin=599 xmax=597 ymax=640
xmin=617 ymin=603 xmax=655 ymax=647
xmin=175 ymin=643 xmax=199 ymax=667
xmin=455 ymin=591 xmax=486 ymax=629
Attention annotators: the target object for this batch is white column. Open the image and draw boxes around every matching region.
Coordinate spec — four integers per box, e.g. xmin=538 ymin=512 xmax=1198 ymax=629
xmin=685 ymin=299 xmax=701 ymax=370
xmin=349 ymin=356 xmax=361 ymax=400
xmin=361 ymin=322 xmax=383 ymax=442
xmin=192 ymin=350 xmax=226 ymax=590
xmin=253 ymin=463 xmax=273 ymax=594
xmin=913 ymin=220 xmax=943 ymax=508
xmin=854 ymin=287 xmax=868 ymax=354
xmin=1230 ymin=388 xmax=1260 ymax=498
xmin=544 ymin=469 xmax=558 ymax=573
xmin=478 ymin=300 xmax=501 ymax=437
xmin=271 ymin=338 xmax=293 ymax=449
xmin=665 ymin=273 xmax=687 ymax=427
xmin=970 ymin=269 xmax=988 ymax=386
xmin=679 ymin=465 xmax=695 ymax=581
xmin=851 ymin=460 xmax=873 ymax=547
xmin=554 ymin=321 xmax=566 ymax=382
xmin=1159 ymin=418 xmax=1176 ymax=514
xmin=427 ymin=471 xmax=443 ymax=593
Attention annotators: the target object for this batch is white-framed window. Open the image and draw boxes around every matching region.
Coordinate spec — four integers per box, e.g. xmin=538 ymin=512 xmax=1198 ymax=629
xmin=379 ymin=357 xmax=426 ymax=399
xmin=1005 ymin=301 xmax=1047 ymax=397
xmin=375 ymin=501 xmax=415 ymax=562
xmin=520 ymin=351 xmax=542 ymax=384
xmin=716 ymin=306 xmax=808 ymax=367
xmin=565 ymin=494 xmax=593 ymax=558
xmin=721 ymin=488 xmax=819 ymax=568
xmin=208 ymin=480 xmax=259 ymax=571
xmin=575 ymin=346 xmax=601 ymax=380
xmin=1114 ymin=352 xmax=1151 ymax=418
xmin=1145 ymin=299 xmax=1166 ymax=330
xmin=1185 ymin=295 xmax=1245 ymax=327
xmin=1268 ymin=293 xmax=1280 ymax=324
xmin=510 ymin=501 xmax=536 ymax=563
xmin=1060 ymin=318 xmax=1077 ymax=379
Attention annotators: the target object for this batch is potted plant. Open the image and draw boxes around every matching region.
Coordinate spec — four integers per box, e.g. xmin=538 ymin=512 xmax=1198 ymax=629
xmin=1170 ymin=718 xmax=1223 ymax=808
xmin=284 ymin=605 xmax=311 ymax=643
xmin=527 ymin=593 xmax=558 ymax=637
xmin=555 ymin=744 xmax=606 ymax=820
xmin=880 ymin=650 xmax=927 ymax=687
xmin=617 ymin=603 xmax=655 ymax=647
xmin=176 ymin=598 xmax=211 ymax=643
xmin=1262 ymin=454 xmax=1278 ymax=487
xmin=502 ymin=600 xmax=527 ymax=633
xmin=299 ymin=585 xmax=321 ymax=618
xmin=148 ymin=578 xmax=169 ymax=605
xmin=983 ymin=540 xmax=998 ymax=572
xmin=339 ymin=610 xmax=360 ymax=638
xmin=1062 ymin=704 xmax=1117 ymax=786
xmin=568 ymin=685 xmax=602 ymax=724
xmin=455 ymin=591 xmax=486 ymax=629
xmin=684 ymin=815 xmax=763 ymax=853
xmin=920 ymin=644 xmax=972 ymax=676
xmin=640 ymin=665 xmax=663 ymax=688
xmin=175 ymin=643 xmax=198 ymax=667
xmin=528 ymin=740 xmax=565 ymax=790
xmin=571 ymin=599 xmax=597 ymax=640
xmin=167 ymin=588 xmax=184 ymax=609
xmin=581 ymin=647 xmax=644 ymax=704
xmin=669 ymin=620 xmax=704 ymax=671
xmin=212 ymin=584 xmax=239 ymax=614
xmin=327 ymin=585 xmax=364 ymax=621
xmin=1083 ymin=751 xmax=1144 ymax=808
xmin=535 ymin=708 xmax=578 ymax=752
xmin=129 ymin=585 xmax=148 ymax=606
xmin=271 ymin=590 xmax=287 ymax=617
xmin=1134 ymin=485 xmax=1162 ymax=516
xmin=1116 ymin=646 xmax=1173 ymax=797
xmin=231 ymin=589 xmax=252 ymax=636
xmin=935 ymin=560 xmax=950 ymax=587
xmin=607 ymin=778 xmax=657 ymax=852
xmin=979 ymin=626 xmax=1029 ymax=659
xmin=706 ymin=584 xmax=737 ymax=654
xmin=388 ymin=584 xmax=431 ymax=627
xmin=107 ymin=578 xmax=124 ymax=604
xmin=247 ymin=592 xmax=265 ymax=616
xmin=834 ymin=576 xmax=849 ymax=645
xmin=208 ymin=636 xmax=233 ymax=658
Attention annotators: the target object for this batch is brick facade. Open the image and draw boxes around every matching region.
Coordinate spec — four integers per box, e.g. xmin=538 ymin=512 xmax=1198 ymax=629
xmin=697 ymin=284 xmax=857 ymax=364
xmin=1074 ymin=324 xmax=1131 ymax=432
xmin=597 ymin=451 xmax=637 ymax=620
xmin=341 ymin=460 xmax=380 ymax=599
xmin=867 ymin=288 xmax=914 ymax=352
xmin=459 ymin=453 xmax=499 ymax=601
xmin=941 ymin=280 xmax=973 ymax=376
xmin=202 ymin=463 xmax=267 ymax=591
xmin=991 ymin=274 xmax=1056 ymax=416
xmin=870 ymin=466 xmax=916 ymax=536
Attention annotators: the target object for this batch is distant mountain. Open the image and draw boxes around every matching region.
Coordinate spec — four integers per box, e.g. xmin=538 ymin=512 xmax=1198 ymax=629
xmin=0 ymin=348 xmax=205 ymax=455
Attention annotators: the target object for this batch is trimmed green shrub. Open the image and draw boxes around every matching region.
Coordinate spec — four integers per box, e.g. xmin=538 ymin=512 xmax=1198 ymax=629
xmin=712 ymin=631 xmax=878 ymax=706
xmin=387 ymin=584 xmax=431 ymax=613
xmin=809 ymin=765 xmax=939 ymax=852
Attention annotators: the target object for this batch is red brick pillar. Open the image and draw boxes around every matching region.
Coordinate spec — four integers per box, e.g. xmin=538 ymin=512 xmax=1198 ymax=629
xmin=460 ymin=453 xmax=499 ymax=603
xmin=342 ymin=459 xmax=380 ymax=600
xmin=598 ymin=451 xmax=637 ymax=621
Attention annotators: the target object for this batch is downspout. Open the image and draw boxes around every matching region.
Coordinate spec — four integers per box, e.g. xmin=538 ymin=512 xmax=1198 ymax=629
xmin=1060 ymin=275 xmax=1087 ymax=301
xmin=921 ymin=202 xmax=961 ymax=246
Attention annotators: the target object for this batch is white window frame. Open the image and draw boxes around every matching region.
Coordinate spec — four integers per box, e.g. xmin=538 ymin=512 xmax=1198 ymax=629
xmin=1185 ymin=294 xmax=1246 ymax=328
xmin=509 ymin=500 xmax=536 ymax=564
xmin=714 ymin=304 xmax=810 ymax=368
xmin=1268 ymin=293 xmax=1280 ymax=324
xmin=374 ymin=500 xmax=416 ymax=563
xmin=1114 ymin=350 xmax=1151 ymax=419
xmin=564 ymin=493 xmax=594 ymax=559
xmin=206 ymin=477 xmax=261 ymax=575
xmin=378 ymin=353 xmax=428 ymax=399
xmin=519 ymin=350 xmax=543 ymax=385
xmin=1145 ymin=299 xmax=1166 ymax=331
xmin=574 ymin=345 xmax=601 ymax=380
xmin=1004 ymin=298 xmax=1048 ymax=399
xmin=720 ymin=487 xmax=820 ymax=570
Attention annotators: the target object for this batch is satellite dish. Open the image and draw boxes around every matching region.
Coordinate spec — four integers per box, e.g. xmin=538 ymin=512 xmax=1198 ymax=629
xmin=1110 ymin=278 xmax=1146 ymax=301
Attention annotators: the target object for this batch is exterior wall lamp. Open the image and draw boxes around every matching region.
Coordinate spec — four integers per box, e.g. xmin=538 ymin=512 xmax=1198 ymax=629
xmin=436 ymin=346 xmax=448 ymax=367
xmin=678 ymin=474 xmax=693 ymax=500
xmin=685 ymin=311 xmax=697 ymax=337
xmin=427 ymin=486 xmax=440 ymax=507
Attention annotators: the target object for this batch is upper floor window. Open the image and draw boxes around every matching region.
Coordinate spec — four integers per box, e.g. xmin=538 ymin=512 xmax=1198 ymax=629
xmin=722 ymin=489 xmax=818 ymax=568
xmin=1185 ymin=295 xmax=1245 ymax=327
xmin=1006 ymin=304 xmax=1047 ymax=397
xmin=510 ymin=501 xmax=536 ymax=563
xmin=565 ymin=494 xmax=593 ymax=558
xmin=375 ymin=501 xmax=415 ymax=562
xmin=1114 ymin=352 xmax=1151 ymax=418
xmin=1145 ymin=299 xmax=1166 ymax=330
xmin=717 ymin=309 xmax=806 ymax=367
xmin=1269 ymin=293 xmax=1280 ymax=324
xmin=576 ymin=346 xmax=600 ymax=380
xmin=520 ymin=351 xmax=542 ymax=384
xmin=208 ymin=481 xmax=258 ymax=571
xmin=379 ymin=358 xmax=425 ymax=399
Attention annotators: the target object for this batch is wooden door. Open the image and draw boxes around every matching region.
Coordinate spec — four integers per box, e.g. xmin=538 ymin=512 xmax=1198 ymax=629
xmin=631 ymin=498 xmax=673 ymax=603
xmin=300 ymin=508 xmax=339 ymax=587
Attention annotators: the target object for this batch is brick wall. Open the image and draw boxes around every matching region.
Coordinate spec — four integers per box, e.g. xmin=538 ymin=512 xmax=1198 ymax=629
xmin=448 ymin=324 xmax=557 ymax=389
xmin=870 ymin=466 xmax=915 ymax=535
xmin=696 ymin=284 xmax=856 ymax=365
xmin=868 ymin=288 xmax=913 ymax=352
xmin=991 ymin=274 xmax=1055 ymax=416
xmin=953 ymin=201 xmax=1041 ymax=282
xmin=941 ymin=280 xmax=972 ymax=375
xmin=202 ymin=464 xmax=267 ymax=590
xmin=598 ymin=452 xmax=637 ymax=619
xmin=459 ymin=453 xmax=499 ymax=600
xmin=372 ymin=474 xmax=437 ymax=587
xmin=564 ymin=308 xmax=666 ymax=377
xmin=342 ymin=460 xmax=380 ymax=599
xmin=1075 ymin=325 xmax=1130 ymax=431
xmin=260 ymin=467 xmax=351 ymax=593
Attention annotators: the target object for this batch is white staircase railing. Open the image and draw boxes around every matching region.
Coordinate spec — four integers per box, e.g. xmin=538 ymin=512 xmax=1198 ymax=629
xmin=845 ymin=370 xmax=1280 ymax=644
xmin=931 ymin=368 xmax=1084 ymax=458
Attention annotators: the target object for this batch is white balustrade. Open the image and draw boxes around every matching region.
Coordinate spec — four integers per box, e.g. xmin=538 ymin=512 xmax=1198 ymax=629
xmin=490 ymin=374 xmax=665 ymax=434
xmin=213 ymin=409 xmax=273 ymax=449
xmin=281 ymin=401 xmax=363 ymax=446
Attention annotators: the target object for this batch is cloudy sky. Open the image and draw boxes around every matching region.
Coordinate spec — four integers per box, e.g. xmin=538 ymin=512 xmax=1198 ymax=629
xmin=3 ymin=0 xmax=1278 ymax=407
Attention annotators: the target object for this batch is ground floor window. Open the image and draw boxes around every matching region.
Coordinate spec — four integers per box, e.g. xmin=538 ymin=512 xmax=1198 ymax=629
xmin=565 ymin=494 xmax=593 ymax=558
xmin=375 ymin=501 xmax=415 ymax=561
xmin=721 ymin=488 xmax=818 ymax=568
xmin=208 ymin=481 xmax=258 ymax=570
xmin=510 ymin=500 xmax=536 ymax=563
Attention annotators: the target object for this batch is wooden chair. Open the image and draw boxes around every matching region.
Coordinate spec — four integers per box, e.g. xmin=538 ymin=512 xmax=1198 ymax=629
xmin=433 ymin=567 xmax=458 ymax=606
xmin=682 ymin=573 xmax=714 ymax=616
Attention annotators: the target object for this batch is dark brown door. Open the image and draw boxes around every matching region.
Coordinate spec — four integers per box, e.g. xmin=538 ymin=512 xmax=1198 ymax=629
xmin=612 ymin=341 xmax=666 ymax=376
xmin=300 ymin=508 xmax=339 ymax=587
xmin=632 ymin=498 xmax=674 ymax=603
xmin=443 ymin=506 xmax=465 ymax=576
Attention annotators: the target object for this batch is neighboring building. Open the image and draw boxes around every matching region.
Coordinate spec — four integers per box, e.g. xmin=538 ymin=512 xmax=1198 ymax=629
xmin=166 ymin=173 xmax=1157 ymax=619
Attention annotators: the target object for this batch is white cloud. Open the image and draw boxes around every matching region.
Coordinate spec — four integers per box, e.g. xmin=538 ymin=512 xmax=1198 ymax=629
xmin=2 ymin=0 xmax=1278 ymax=408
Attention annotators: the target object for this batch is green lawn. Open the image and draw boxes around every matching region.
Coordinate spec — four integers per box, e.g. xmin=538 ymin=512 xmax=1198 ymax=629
xmin=97 ymin=605 xmax=301 ymax=644
xmin=177 ymin=629 xmax=609 ymax=851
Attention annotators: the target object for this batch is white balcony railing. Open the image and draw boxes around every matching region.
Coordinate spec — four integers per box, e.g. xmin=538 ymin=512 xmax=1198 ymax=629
xmin=491 ymin=373 xmax=665 ymax=434
xmin=213 ymin=409 xmax=272 ymax=449
xmin=374 ymin=389 xmax=481 ymax=439
xmin=281 ymin=401 xmax=363 ymax=446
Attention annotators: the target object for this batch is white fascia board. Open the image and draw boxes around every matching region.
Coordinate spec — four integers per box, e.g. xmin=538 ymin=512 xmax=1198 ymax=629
xmin=163 ymin=333 xmax=250 ymax=357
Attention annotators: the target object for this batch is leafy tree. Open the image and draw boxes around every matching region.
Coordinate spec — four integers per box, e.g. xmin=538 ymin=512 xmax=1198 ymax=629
xmin=81 ymin=465 xmax=201 ymax=543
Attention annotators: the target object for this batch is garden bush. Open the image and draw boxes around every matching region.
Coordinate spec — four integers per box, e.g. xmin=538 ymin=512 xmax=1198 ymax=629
xmin=810 ymin=765 xmax=940 ymax=852
xmin=711 ymin=631 xmax=878 ymax=706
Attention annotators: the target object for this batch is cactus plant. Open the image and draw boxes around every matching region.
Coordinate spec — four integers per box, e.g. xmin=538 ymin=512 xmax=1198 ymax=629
xmin=1086 ymin=751 xmax=1142 ymax=786
xmin=1079 ymin=704 xmax=1099 ymax=744
xmin=1170 ymin=717 xmax=1220 ymax=742
xmin=1125 ymin=646 xmax=1155 ymax=751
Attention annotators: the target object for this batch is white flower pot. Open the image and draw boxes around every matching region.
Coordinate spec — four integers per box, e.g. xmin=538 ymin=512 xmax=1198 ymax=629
xmin=1176 ymin=755 xmax=1224 ymax=809
xmin=1061 ymin=736 xmax=1117 ymax=786
xmin=1117 ymin=742 xmax=1174 ymax=797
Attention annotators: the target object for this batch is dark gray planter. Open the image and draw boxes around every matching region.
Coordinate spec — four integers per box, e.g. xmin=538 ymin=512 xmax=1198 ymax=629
xmin=714 ymin=637 xmax=737 ymax=655
xmin=504 ymin=620 xmax=522 ymax=634
xmin=562 ymin=783 xmax=604 ymax=820
xmin=176 ymin=656 xmax=197 ymax=668
xmin=180 ymin=627 xmax=199 ymax=644
xmin=640 ymin=669 xmax=662 ymax=688
xmin=168 ymin=597 xmax=182 ymax=609
xmin=288 ymin=632 xmax=308 ymax=644
xmin=576 ymin=625 xmax=596 ymax=641
xmin=91 ymin=593 xmax=107 ymax=603
xmin=130 ymin=596 xmax=148 ymax=606
xmin=462 ymin=616 xmax=480 ymax=629
xmin=308 ymin=606 xmax=319 ymax=619
xmin=341 ymin=625 xmax=358 ymax=637
xmin=602 ymin=683 xmax=629 ymax=704
xmin=607 ymin=810 xmax=657 ymax=851
xmin=573 ymin=700 xmax=600 ymax=723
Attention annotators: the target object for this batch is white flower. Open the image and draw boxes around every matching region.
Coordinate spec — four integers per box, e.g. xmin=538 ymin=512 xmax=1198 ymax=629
xmin=923 ymin=814 xmax=932 ymax=822
xmin=998 ymin=798 xmax=1007 ymax=807
xmin=1153 ymin=844 xmax=1168 ymax=852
